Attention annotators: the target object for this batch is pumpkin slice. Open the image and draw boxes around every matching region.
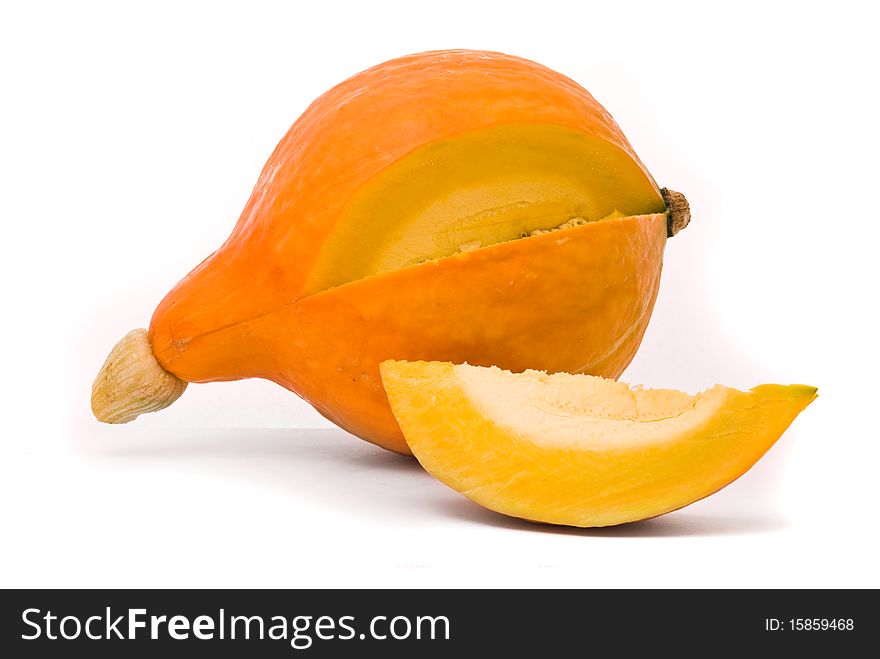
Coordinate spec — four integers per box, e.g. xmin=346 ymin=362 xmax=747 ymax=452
xmin=379 ymin=360 xmax=817 ymax=527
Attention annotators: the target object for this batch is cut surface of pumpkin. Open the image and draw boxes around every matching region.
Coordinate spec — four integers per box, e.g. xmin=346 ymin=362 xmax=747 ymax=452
xmin=305 ymin=123 xmax=663 ymax=293
xmin=380 ymin=360 xmax=817 ymax=527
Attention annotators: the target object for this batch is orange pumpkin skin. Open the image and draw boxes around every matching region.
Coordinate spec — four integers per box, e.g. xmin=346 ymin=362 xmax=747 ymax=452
xmin=148 ymin=50 xmax=659 ymax=344
xmin=146 ymin=50 xmax=669 ymax=453
xmin=151 ymin=214 xmax=665 ymax=454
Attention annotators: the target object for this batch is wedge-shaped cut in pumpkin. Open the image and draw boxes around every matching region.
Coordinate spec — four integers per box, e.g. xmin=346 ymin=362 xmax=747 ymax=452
xmin=379 ymin=360 xmax=817 ymax=527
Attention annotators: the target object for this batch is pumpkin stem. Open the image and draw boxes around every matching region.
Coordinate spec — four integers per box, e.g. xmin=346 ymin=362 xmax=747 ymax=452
xmin=91 ymin=328 xmax=187 ymax=423
xmin=661 ymin=188 xmax=690 ymax=237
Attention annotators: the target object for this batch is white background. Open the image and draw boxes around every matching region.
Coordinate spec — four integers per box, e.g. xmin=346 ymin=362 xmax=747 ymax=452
xmin=2 ymin=1 xmax=878 ymax=588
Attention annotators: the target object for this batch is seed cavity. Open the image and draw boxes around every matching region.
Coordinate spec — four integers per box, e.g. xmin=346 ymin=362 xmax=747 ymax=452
xmin=460 ymin=215 xmax=595 ymax=254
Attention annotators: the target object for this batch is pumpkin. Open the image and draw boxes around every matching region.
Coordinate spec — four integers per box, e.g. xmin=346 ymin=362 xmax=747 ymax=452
xmin=92 ymin=50 xmax=689 ymax=454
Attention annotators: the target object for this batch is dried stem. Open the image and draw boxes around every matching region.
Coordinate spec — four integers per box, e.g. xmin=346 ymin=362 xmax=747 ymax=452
xmin=91 ymin=328 xmax=187 ymax=423
xmin=661 ymin=188 xmax=691 ymax=237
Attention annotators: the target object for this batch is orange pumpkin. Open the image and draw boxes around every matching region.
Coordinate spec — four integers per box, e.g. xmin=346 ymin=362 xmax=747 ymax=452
xmin=92 ymin=50 xmax=689 ymax=454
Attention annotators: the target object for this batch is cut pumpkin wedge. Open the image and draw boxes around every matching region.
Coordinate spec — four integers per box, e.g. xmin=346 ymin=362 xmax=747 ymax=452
xmin=379 ymin=360 xmax=817 ymax=527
